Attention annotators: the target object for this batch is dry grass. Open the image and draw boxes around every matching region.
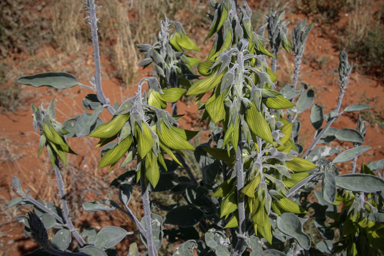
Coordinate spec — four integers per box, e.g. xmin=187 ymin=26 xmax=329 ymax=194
xmin=338 ymin=0 xmax=384 ymax=73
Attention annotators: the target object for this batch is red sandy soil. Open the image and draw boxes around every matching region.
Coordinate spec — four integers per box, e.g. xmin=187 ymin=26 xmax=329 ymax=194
xmin=0 ymin=6 xmax=383 ymax=256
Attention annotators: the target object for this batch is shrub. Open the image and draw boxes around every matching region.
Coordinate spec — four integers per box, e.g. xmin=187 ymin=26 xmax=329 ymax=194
xmin=9 ymin=0 xmax=384 ymax=256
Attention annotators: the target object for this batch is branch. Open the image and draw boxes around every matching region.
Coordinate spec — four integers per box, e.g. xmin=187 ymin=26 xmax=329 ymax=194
xmin=140 ymin=162 xmax=158 ymax=256
xmin=53 ymin=153 xmax=86 ymax=247
xmin=232 ymin=125 xmax=246 ymax=255
xmin=86 ymin=0 xmax=115 ymax=116
xmin=292 ymin=54 xmax=302 ymax=90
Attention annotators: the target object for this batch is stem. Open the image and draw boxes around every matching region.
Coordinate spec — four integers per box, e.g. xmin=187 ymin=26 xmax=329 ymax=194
xmin=140 ymin=164 xmax=157 ymax=256
xmin=87 ymin=0 xmax=115 ymax=116
xmin=271 ymin=45 xmax=277 ymax=73
xmin=124 ymin=205 xmax=147 ymax=238
xmin=52 ymin=153 xmax=85 ymax=247
xmin=292 ymin=54 xmax=302 ymax=90
xmin=351 ymin=156 xmax=358 ymax=174
xmin=24 ymin=196 xmax=63 ymax=224
xmin=302 ymin=88 xmax=346 ymax=158
xmin=232 ymin=126 xmax=246 ymax=255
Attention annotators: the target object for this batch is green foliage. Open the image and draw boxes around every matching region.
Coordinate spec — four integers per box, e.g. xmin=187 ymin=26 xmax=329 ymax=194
xmin=8 ymin=0 xmax=384 ymax=256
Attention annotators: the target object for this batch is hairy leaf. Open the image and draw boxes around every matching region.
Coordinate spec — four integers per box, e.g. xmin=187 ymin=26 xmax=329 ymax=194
xmin=18 ymin=72 xmax=78 ymax=89
xmin=335 ymin=174 xmax=384 ymax=193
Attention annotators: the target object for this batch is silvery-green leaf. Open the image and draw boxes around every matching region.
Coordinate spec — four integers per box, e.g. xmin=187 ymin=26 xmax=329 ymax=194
xmin=94 ymin=226 xmax=128 ymax=249
xmin=118 ymin=183 xmax=133 ymax=206
xmin=323 ymin=172 xmax=336 ymax=204
xmin=82 ymin=94 xmax=102 ymax=110
xmin=277 ymin=213 xmax=311 ymax=250
xmin=8 ymin=197 xmax=22 ymax=208
xmin=296 ymin=89 xmax=314 ymax=114
xmin=344 ymin=103 xmax=370 ymax=112
xmin=300 ymin=82 xmax=308 ymax=90
xmin=335 ymin=174 xmax=384 ymax=193
xmin=40 ymin=213 xmax=56 ymax=229
xmin=140 ymin=213 xmax=163 ymax=251
xmin=79 ymin=245 xmax=107 ymax=256
xmin=75 ymin=105 xmax=103 ymax=137
xmin=83 ymin=201 xmax=116 ymax=212
xmin=332 ymin=146 xmax=371 ymax=163
xmin=310 ymin=104 xmax=323 ymax=130
xmin=316 ymin=240 xmax=333 ymax=255
xmin=368 ymin=159 xmax=384 ymax=171
xmin=18 ymin=72 xmax=78 ymax=89
xmin=280 ymin=84 xmax=301 ymax=100
xmin=12 ymin=176 xmax=23 ymax=196
xmin=138 ymin=58 xmax=153 ymax=66
xmin=246 ymin=235 xmax=262 ymax=254
xmin=51 ymin=229 xmax=71 ymax=251
xmin=81 ymin=228 xmax=97 ymax=244
xmin=307 ymin=146 xmax=341 ymax=162
xmin=370 ymin=212 xmax=384 ymax=223
xmin=173 ymin=240 xmax=197 ymax=256
xmin=47 ymin=98 xmax=56 ymax=119
xmin=335 ymin=128 xmax=364 ymax=144
xmin=62 ymin=117 xmax=79 ymax=138
xmin=263 ymin=250 xmax=287 ymax=256
xmin=164 ymin=205 xmax=204 ymax=227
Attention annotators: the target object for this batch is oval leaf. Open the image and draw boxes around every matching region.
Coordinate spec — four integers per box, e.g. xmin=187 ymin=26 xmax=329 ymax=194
xmin=335 ymin=128 xmax=364 ymax=144
xmin=79 ymin=246 xmax=108 ymax=256
xmin=94 ymin=226 xmax=128 ymax=249
xmin=332 ymin=146 xmax=371 ymax=164
xmin=335 ymin=174 xmax=384 ymax=193
xmin=18 ymin=72 xmax=78 ymax=89
xmin=344 ymin=104 xmax=370 ymax=112
xmin=51 ymin=229 xmax=71 ymax=251
xmin=296 ymin=89 xmax=314 ymax=114
xmin=277 ymin=213 xmax=310 ymax=250
xmin=310 ymin=104 xmax=324 ymax=130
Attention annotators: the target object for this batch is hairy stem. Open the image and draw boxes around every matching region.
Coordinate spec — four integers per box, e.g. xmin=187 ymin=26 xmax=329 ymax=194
xmin=292 ymin=54 xmax=302 ymax=90
xmin=53 ymin=153 xmax=85 ymax=247
xmin=24 ymin=196 xmax=63 ymax=224
xmin=351 ymin=155 xmax=358 ymax=174
xmin=87 ymin=0 xmax=115 ymax=116
xmin=232 ymin=126 xmax=246 ymax=255
xmin=124 ymin=205 xmax=147 ymax=237
xmin=271 ymin=45 xmax=278 ymax=73
xmin=140 ymin=165 xmax=157 ymax=256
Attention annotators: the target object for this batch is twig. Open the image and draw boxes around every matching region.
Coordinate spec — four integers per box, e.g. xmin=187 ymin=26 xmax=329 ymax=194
xmin=86 ymin=0 xmax=115 ymax=116
xmin=23 ymin=196 xmax=64 ymax=224
xmin=53 ymin=153 xmax=86 ymax=247
xmin=140 ymin=162 xmax=158 ymax=256
xmin=232 ymin=125 xmax=246 ymax=256
xmin=292 ymin=54 xmax=302 ymax=89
